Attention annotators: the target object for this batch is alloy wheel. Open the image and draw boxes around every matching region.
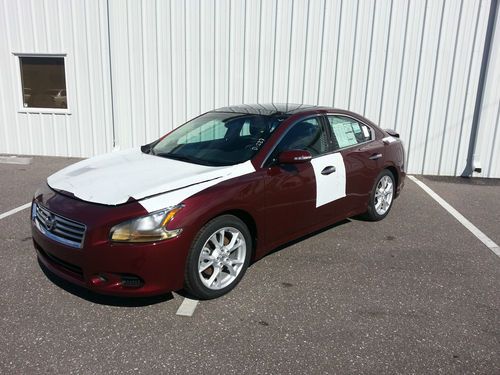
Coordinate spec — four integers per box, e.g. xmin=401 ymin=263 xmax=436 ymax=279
xmin=374 ymin=175 xmax=394 ymax=216
xmin=198 ymin=227 xmax=247 ymax=290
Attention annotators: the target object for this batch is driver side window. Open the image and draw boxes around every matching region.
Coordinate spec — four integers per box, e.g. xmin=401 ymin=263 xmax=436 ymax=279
xmin=275 ymin=117 xmax=328 ymax=157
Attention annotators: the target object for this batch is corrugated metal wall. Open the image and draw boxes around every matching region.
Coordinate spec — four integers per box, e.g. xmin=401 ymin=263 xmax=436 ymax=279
xmin=107 ymin=0 xmax=493 ymax=176
xmin=0 ymin=0 xmax=113 ymax=157
xmin=1 ymin=0 xmax=498 ymax=177
xmin=475 ymin=4 xmax=500 ymax=178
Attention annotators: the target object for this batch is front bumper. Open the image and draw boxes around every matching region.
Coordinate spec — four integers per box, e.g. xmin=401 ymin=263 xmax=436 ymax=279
xmin=31 ymin=186 xmax=192 ymax=297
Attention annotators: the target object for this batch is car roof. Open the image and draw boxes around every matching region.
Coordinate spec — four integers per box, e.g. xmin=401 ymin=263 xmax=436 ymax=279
xmin=211 ymin=103 xmax=332 ymax=116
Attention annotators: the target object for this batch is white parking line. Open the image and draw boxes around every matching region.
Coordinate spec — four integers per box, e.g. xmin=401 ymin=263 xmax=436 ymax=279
xmin=408 ymin=175 xmax=500 ymax=257
xmin=176 ymin=297 xmax=199 ymax=317
xmin=0 ymin=202 xmax=31 ymax=220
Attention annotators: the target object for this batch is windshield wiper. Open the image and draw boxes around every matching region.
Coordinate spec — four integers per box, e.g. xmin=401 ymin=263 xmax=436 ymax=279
xmin=154 ymin=152 xmax=226 ymax=166
xmin=154 ymin=152 xmax=196 ymax=163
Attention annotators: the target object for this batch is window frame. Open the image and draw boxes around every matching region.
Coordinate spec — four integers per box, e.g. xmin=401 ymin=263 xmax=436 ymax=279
xmin=13 ymin=52 xmax=71 ymax=115
xmin=323 ymin=113 xmax=375 ymax=152
xmin=263 ymin=114 xmax=331 ymax=167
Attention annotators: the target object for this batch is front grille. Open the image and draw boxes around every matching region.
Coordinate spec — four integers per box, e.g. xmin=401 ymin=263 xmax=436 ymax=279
xmin=32 ymin=203 xmax=86 ymax=248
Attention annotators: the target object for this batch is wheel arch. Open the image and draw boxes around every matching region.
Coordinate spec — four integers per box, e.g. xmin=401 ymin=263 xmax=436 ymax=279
xmin=385 ymin=165 xmax=399 ymax=190
xmin=205 ymin=209 xmax=258 ymax=260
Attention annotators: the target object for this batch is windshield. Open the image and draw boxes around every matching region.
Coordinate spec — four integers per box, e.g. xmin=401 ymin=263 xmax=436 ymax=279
xmin=150 ymin=112 xmax=286 ymax=166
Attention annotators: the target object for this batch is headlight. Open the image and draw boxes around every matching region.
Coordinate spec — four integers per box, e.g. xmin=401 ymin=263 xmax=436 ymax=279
xmin=110 ymin=205 xmax=183 ymax=243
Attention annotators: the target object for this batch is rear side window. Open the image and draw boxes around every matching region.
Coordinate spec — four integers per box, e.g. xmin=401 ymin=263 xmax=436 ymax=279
xmin=327 ymin=115 xmax=372 ymax=151
xmin=275 ymin=117 xmax=328 ymax=157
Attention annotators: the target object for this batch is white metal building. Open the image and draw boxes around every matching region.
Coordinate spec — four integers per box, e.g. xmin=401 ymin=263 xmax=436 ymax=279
xmin=1 ymin=0 xmax=499 ymax=177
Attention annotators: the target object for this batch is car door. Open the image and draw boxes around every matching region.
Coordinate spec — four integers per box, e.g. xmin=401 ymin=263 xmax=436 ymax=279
xmin=326 ymin=114 xmax=384 ymax=211
xmin=262 ymin=116 xmax=347 ymax=246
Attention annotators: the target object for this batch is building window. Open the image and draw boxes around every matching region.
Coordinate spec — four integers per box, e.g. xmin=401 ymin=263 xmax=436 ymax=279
xmin=19 ymin=56 xmax=67 ymax=109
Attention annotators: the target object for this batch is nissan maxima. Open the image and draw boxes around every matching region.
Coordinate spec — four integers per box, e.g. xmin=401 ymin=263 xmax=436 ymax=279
xmin=31 ymin=104 xmax=405 ymax=299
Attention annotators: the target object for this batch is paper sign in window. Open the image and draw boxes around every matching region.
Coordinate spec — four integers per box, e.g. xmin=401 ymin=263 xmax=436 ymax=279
xmin=331 ymin=122 xmax=358 ymax=148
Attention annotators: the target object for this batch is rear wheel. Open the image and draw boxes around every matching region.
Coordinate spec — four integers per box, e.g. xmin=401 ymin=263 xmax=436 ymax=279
xmin=364 ymin=170 xmax=395 ymax=221
xmin=184 ymin=215 xmax=251 ymax=299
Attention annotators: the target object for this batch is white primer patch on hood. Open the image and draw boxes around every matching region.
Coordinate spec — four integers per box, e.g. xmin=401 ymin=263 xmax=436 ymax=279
xmin=139 ymin=160 xmax=256 ymax=212
xmin=47 ymin=148 xmax=255 ymax=207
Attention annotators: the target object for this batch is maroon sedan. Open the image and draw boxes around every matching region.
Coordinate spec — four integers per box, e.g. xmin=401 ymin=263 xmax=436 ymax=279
xmin=32 ymin=104 xmax=405 ymax=299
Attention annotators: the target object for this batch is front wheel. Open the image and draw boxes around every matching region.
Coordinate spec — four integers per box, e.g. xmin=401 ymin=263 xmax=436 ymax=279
xmin=184 ymin=215 xmax=252 ymax=299
xmin=364 ymin=170 xmax=395 ymax=221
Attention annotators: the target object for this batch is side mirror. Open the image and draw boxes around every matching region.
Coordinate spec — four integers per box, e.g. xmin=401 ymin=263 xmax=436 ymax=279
xmin=278 ymin=150 xmax=312 ymax=164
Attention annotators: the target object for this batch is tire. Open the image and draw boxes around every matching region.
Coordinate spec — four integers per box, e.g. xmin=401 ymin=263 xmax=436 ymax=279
xmin=184 ymin=215 xmax=252 ymax=299
xmin=364 ymin=169 xmax=396 ymax=221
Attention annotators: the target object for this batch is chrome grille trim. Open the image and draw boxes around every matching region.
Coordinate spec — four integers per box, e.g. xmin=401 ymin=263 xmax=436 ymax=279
xmin=32 ymin=203 xmax=86 ymax=248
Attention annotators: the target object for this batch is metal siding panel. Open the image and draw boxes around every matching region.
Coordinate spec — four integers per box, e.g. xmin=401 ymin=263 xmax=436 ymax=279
xmin=59 ymin=0 xmax=76 ymax=156
xmin=98 ymin=0 xmax=114 ymax=154
xmin=393 ymin=0 xmax=427 ymax=161
xmin=364 ymin=0 xmax=393 ymax=121
xmin=440 ymin=0 xmax=482 ymax=175
xmin=214 ymin=0 xmax=230 ymax=108
xmin=407 ymin=0 xmax=445 ymax=174
xmin=228 ymin=0 xmax=246 ymax=105
xmin=0 ymin=0 xmax=113 ymax=157
xmin=109 ymin=0 xmax=133 ymax=150
xmin=273 ymin=0 xmax=294 ymax=102
xmin=422 ymin=0 xmax=463 ymax=175
xmin=287 ymin=0 xmax=309 ymax=104
xmin=0 ymin=49 xmax=10 ymax=152
xmin=128 ymin=0 xmax=146 ymax=146
xmin=31 ymin=0 xmax=48 ymax=52
xmin=454 ymin=0 xmax=491 ymax=176
xmin=1 ymin=0 xmax=498 ymax=179
xmin=84 ymin=0 xmax=100 ymax=156
xmin=333 ymin=0 xmax=358 ymax=109
xmin=301 ymin=0 xmax=325 ymax=105
xmin=317 ymin=0 xmax=342 ymax=105
xmin=476 ymin=1 xmax=500 ymax=177
xmin=0 ymin=0 xmax=19 ymax=153
xmin=186 ymin=0 xmax=201 ymax=119
xmin=142 ymin=0 xmax=160 ymax=142
xmin=348 ymin=0 xmax=375 ymax=114
xmin=157 ymin=0 xmax=174 ymax=134
xmin=200 ymin=0 xmax=216 ymax=113
xmin=71 ymin=0 xmax=91 ymax=156
xmin=44 ymin=0 xmax=61 ymax=51
xmin=242 ymin=0 xmax=260 ymax=103
xmin=171 ymin=0 xmax=187 ymax=125
xmin=485 ymin=102 xmax=500 ymax=177
xmin=378 ymin=0 xmax=409 ymax=130
xmin=257 ymin=0 xmax=277 ymax=103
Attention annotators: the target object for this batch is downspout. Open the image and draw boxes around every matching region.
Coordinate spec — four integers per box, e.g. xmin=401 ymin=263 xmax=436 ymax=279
xmin=462 ymin=0 xmax=498 ymax=177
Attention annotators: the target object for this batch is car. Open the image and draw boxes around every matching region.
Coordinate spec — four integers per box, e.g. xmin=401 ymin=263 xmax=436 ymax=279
xmin=31 ymin=104 xmax=405 ymax=300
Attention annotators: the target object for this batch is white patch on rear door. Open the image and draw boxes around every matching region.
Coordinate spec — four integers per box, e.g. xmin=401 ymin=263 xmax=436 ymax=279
xmin=310 ymin=153 xmax=346 ymax=208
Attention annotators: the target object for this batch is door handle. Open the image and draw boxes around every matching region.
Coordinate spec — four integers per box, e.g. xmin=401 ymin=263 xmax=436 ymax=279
xmin=368 ymin=153 xmax=382 ymax=160
xmin=321 ymin=166 xmax=336 ymax=175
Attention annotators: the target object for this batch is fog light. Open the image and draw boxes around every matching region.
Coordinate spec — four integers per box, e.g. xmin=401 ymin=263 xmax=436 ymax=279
xmin=90 ymin=274 xmax=107 ymax=286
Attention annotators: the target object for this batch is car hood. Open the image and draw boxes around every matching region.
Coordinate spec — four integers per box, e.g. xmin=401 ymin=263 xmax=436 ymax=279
xmin=47 ymin=148 xmax=253 ymax=206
